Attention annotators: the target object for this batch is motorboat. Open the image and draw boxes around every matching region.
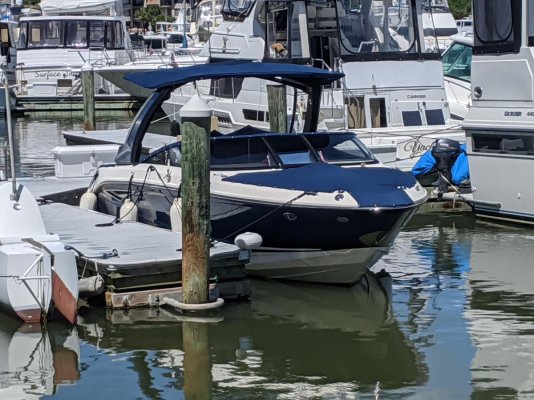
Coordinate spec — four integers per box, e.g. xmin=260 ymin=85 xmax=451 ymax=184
xmin=14 ymin=0 xmax=136 ymax=109
xmin=442 ymin=33 xmax=472 ymax=120
xmin=462 ymin=0 xmax=534 ymax=224
xmin=84 ymin=61 xmax=427 ymax=285
xmin=160 ymin=0 xmax=465 ymax=172
xmin=0 ymin=19 xmax=17 ymax=113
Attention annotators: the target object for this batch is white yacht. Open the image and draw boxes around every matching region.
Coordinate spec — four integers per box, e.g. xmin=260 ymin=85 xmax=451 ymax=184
xmin=442 ymin=33 xmax=472 ymax=120
xmin=161 ymin=0 xmax=464 ymax=172
xmin=463 ymin=0 xmax=534 ymax=224
xmin=422 ymin=0 xmax=459 ymax=51
xmin=14 ymin=0 xmax=136 ymax=110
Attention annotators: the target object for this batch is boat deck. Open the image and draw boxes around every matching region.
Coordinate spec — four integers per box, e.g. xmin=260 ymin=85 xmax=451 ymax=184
xmin=39 ymin=203 xmax=249 ymax=293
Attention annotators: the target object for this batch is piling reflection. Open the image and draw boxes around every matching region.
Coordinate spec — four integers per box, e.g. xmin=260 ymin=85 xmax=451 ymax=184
xmin=76 ymin=274 xmax=424 ymax=398
xmin=0 ymin=314 xmax=80 ymax=399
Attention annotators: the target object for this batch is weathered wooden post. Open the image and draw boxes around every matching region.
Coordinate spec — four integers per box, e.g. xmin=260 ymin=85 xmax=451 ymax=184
xmin=183 ymin=321 xmax=212 ymax=399
xmin=267 ymin=83 xmax=287 ymax=133
xmin=180 ymin=94 xmax=211 ymax=305
xmin=81 ymin=62 xmax=96 ymax=131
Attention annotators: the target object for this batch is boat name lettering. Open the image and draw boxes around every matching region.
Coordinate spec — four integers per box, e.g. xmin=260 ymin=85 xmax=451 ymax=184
xmin=407 ymin=95 xmax=426 ymax=99
xmin=527 ymin=112 xmax=534 ymax=117
xmin=34 ymin=71 xmax=73 ymax=80
xmin=504 ymin=111 xmax=522 ymax=117
xmin=403 ymin=139 xmax=432 ymax=158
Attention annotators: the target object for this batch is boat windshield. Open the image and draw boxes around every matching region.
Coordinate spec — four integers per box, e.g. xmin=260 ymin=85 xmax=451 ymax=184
xmin=337 ymin=0 xmax=419 ymax=56
xmin=442 ymin=41 xmax=471 ymax=82
xmin=209 ymin=133 xmax=376 ymax=169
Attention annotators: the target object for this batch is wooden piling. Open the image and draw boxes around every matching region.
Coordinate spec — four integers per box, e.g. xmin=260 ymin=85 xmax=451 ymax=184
xmin=183 ymin=321 xmax=212 ymax=400
xmin=180 ymin=94 xmax=212 ymax=305
xmin=267 ymin=83 xmax=287 ymax=133
xmin=81 ymin=62 xmax=96 ymax=131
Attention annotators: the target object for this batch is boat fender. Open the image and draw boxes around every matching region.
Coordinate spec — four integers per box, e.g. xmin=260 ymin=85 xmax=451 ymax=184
xmin=78 ymin=275 xmax=104 ymax=298
xmin=119 ymin=198 xmax=138 ymax=222
xmin=234 ymin=232 xmax=263 ymax=250
xmin=170 ymin=197 xmax=182 ymax=232
xmin=79 ymin=189 xmax=97 ymax=210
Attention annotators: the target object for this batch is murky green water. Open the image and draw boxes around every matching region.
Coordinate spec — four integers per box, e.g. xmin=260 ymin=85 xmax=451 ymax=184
xmin=1 ymin=115 xmax=534 ymax=399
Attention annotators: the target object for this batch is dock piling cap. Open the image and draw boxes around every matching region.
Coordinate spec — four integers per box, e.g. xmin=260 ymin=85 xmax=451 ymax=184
xmin=180 ymin=93 xmax=211 ymax=119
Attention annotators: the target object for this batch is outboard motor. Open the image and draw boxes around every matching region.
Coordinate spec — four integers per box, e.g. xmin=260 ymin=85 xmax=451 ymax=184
xmin=431 ymin=138 xmax=462 ymax=199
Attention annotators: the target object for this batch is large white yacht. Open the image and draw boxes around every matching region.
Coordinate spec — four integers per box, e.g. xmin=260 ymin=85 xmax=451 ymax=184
xmin=14 ymin=0 xmax=135 ymax=111
xmin=161 ymin=0 xmax=464 ymax=171
xmin=463 ymin=0 xmax=534 ymax=224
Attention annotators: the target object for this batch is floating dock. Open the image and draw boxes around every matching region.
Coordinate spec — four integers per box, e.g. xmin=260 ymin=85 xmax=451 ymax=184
xmin=39 ymin=203 xmax=251 ymax=307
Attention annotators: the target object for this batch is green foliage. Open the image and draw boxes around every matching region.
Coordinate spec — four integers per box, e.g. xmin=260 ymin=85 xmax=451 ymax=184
xmin=134 ymin=6 xmax=168 ymax=31
xmin=449 ymin=0 xmax=471 ymax=20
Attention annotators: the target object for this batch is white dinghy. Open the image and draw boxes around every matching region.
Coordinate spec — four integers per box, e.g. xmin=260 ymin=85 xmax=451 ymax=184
xmin=0 ymin=182 xmax=79 ymax=324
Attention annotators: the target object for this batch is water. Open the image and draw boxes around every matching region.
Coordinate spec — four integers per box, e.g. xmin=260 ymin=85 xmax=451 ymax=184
xmin=1 ymin=115 xmax=534 ymax=399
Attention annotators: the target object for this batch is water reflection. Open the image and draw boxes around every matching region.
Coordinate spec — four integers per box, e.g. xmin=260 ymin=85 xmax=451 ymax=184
xmin=0 ymin=314 xmax=80 ymax=399
xmin=0 ymin=114 xmax=133 ymax=178
xmin=467 ymin=221 xmax=534 ymax=398
xmin=74 ymin=276 xmax=423 ymax=399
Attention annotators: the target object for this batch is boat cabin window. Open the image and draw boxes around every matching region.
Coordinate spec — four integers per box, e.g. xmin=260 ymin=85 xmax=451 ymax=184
xmin=66 ymin=21 xmax=88 ymax=48
xmin=27 ymin=20 xmax=63 ymax=48
xmin=473 ymin=0 xmax=521 ymax=54
xmin=222 ymin=0 xmax=255 ymax=21
xmin=209 ymin=77 xmax=245 ymax=99
xmin=17 ymin=20 xmax=126 ymax=50
xmin=211 ymin=137 xmax=272 ymax=168
xmin=442 ymin=41 xmax=472 ymax=82
xmin=370 ymin=97 xmax=387 ymax=128
xmin=472 ymin=133 xmax=534 ymax=156
xmin=337 ymin=0 xmax=418 ymax=58
xmin=0 ymin=25 xmax=12 ymax=57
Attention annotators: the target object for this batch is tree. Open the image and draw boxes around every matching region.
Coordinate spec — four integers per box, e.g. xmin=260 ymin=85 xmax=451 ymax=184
xmin=449 ymin=0 xmax=471 ymax=20
xmin=134 ymin=5 xmax=167 ymax=31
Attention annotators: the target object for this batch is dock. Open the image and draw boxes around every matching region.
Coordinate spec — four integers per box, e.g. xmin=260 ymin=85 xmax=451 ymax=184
xmin=39 ymin=203 xmax=251 ymax=307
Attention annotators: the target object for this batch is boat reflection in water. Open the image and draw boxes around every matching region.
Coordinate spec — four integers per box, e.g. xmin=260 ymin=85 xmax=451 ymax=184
xmin=467 ymin=221 xmax=534 ymax=398
xmin=76 ymin=275 xmax=425 ymax=399
xmin=0 ymin=315 xmax=80 ymax=399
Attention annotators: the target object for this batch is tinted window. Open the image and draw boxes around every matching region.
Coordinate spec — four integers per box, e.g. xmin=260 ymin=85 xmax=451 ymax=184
xmin=442 ymin=42 xmax=472 ymax=82
xmin=473 ymin=0 xmax=521 ymax=53
xmin=106 ymin=21 xmax=124 ymax=49
xmin=307 ymin=133 xmax=374 ymax=163
xmin=65 ymin=21 xmax=88 ymax=48
xmin=211 ymin=137 xmax=272 ymax=168
xmin=17 ymin=22 xmax=28 ymax=49
xmin=90 ymin=21 xmax=105 ymax=47
xmin=472 ymin=133 xmax=534 ymax=155
xmin=425 ymin=109 xmax=446 ymax=125
xmin=402 ymin=111 xmax=422 ymax=127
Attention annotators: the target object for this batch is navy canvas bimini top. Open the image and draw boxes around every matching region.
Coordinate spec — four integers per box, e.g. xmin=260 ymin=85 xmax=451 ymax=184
xmin=125 ymin=60 xmax=344 ymax=90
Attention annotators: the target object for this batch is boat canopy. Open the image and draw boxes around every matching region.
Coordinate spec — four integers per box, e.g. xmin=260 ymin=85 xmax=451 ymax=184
xmin=40 ymin=0 xmax=123 ymax=16
xmin=124 ymin=60 xmax=344 ymax=91
xmin=116 ymin=61 xmax=344 ymax=165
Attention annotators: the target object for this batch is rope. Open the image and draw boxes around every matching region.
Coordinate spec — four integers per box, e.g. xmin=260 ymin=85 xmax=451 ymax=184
xmin=222 ymin=191 xmax=317 ymax=240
